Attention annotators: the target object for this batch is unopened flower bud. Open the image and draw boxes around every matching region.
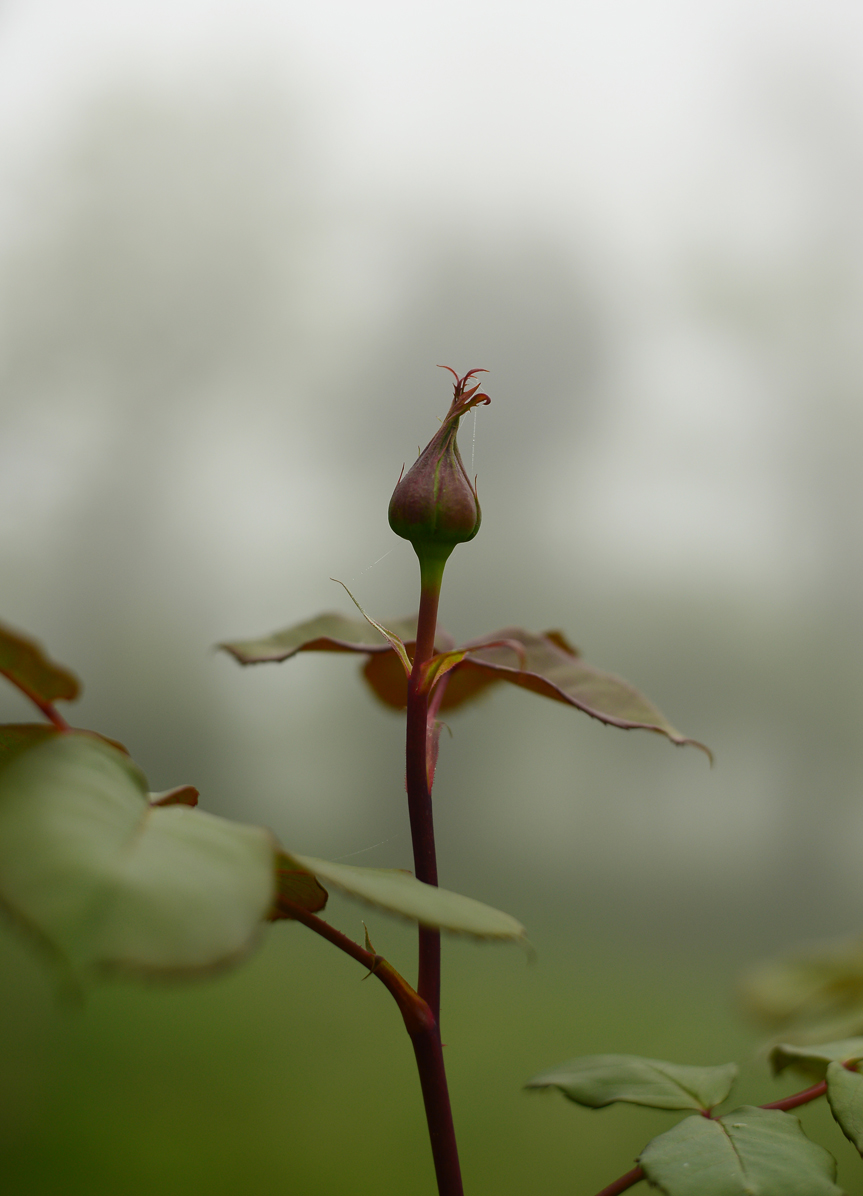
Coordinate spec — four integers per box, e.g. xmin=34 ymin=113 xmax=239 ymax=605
xmin=389 ymin=368 xmax=490 ymax=565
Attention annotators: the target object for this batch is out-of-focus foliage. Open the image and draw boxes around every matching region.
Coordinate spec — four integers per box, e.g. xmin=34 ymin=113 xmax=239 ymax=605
xmin=742 ymin=938 xmax=863 ymax=1044
xmin=0 ymin=730 xmax=277 ymax=979
xmin=0 ymin=623 xmax=80 ymax=706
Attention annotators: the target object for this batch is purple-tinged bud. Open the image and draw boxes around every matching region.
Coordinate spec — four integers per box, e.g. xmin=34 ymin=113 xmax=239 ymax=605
xmin=389 ymin=368 xmax=490 ymax=564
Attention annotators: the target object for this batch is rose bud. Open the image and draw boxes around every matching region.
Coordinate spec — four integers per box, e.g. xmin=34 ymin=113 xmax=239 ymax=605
xmin=389 ymin=368 xmax=490 ymax=567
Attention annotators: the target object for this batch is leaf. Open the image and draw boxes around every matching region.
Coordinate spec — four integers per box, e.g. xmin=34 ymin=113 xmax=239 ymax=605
xmin=0 ymin=724 xmax=59 ymax=770
xmin=639 ymin=1106 xmax=841 ymax=1195
xmin=455 ymin=628 xmax=711 ymax=755
xmin=220 ymin=612 xmax=455 ymax=667
xmin=525 ymin=1055 xmax=737 ymax=1112
xmin=0 ymin=623 xmax=80 ymax=705
xmin=826 ymin=1060 xmax=863 ymax=1156
xmin=771 ymin=1039 xmax=863 ymax=1080
xmin=270 ymin=852 xmax=328 ymax=918
xmin=362 ymin=646 xmax=497 ymax=710
xmin=283 ymin=854 xmax=527 ymax=943
xmin=0 ymin=732 xmax=277 ymax=978
xmin=221 ymin=612 xmax=394 ymax=664
xmin=741 ymin=935 xmax=863 ymax=1040
xmin=149 ymin=785 xmax=199 ymax=807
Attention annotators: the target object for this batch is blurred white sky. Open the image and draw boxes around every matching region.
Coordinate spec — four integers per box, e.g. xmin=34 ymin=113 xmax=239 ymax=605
xmin=3 ymin=0 xmax=862 ymax=254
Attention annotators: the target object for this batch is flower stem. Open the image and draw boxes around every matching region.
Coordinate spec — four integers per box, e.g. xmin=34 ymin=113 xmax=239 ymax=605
xmin=402 ymin=549 xmax=464 ymax=1196
xmin=406 ymin=554 xmax=446 ymax=1019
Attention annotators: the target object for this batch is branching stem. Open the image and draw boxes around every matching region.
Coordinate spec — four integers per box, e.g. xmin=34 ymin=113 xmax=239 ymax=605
xmin=279 ymin=896 xmax=462 ymax=1195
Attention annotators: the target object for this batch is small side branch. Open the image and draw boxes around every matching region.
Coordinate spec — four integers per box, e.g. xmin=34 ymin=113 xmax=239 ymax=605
xmin=277 ymin=899 xmax=463 ymax=1195
xmin=595 ymin=1166 xmax=644 ymax=1196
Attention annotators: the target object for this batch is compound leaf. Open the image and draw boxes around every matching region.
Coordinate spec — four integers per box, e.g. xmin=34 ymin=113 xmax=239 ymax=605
xmin=284 ymin=854 xmax=526 ymax=943
xmin=639 ymin=1106 xmax=841 ymax=1195
xmin=0 ymin=623 xmax=80 ymax=705
xmin=0 ymin=731 xmax=276 ymax=978
xmin=771 ymin=1039 xmax=863 ymax=1080
xmin=525 ymin=1055 xmax=737 ymax=1112
xmin=827 ymin=1060 xmax=863 ymax=1155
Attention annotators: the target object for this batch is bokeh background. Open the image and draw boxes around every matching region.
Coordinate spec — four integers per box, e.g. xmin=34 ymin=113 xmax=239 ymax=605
xmin=3 ymin=1 xmax=863 ymax=1192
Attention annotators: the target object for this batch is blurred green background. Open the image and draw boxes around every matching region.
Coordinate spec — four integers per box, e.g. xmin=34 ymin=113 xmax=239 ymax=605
xmin=2 ymin=1 xmax=863 ymax=1191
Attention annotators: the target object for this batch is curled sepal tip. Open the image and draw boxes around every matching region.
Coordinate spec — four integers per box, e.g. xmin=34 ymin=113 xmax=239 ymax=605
xmin=388 ymin=367 xmax=490 ymax=565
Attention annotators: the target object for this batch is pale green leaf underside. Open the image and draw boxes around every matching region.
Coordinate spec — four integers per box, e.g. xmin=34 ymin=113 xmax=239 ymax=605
xmin=827 ymin=1061 xmax=863 ymax=1156
xmin=286 ymin=854 xmax=526 ymax=942
xmin=0 ymin=733 xmax=276 ymax=977
xmin=639 ymin=1106 xmax=841 ymax=1195
xmin=771 ymin=1038 xmax=863 ymax=1079
xmin=525 ymin=1055 xmax=737 ymax=1112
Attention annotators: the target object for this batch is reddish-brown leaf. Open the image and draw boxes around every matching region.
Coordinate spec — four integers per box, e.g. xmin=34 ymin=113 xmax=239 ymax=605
xmin=0 ymin=624 xmax=80 ymax=706
xmin=221 ymin=613 xmax=454 ymax=666
xmin=457 ymin=628 xmax=711 ymax=755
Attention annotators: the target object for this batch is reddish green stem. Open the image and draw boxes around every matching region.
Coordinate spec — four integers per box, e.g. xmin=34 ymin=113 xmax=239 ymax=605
xmin=403 ymin=550 xmax=464 ymax=1196
xmin=595 ymin=1166 xmax=644 ymax=1196
xmin=406 ymin=558 xmax=445 ymax=1019
xmin=761 ymin=1079 xmax=828 ymax=1110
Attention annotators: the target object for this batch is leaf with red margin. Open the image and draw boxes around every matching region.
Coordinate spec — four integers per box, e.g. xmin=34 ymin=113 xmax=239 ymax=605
xmin=220 ymin=612 xmax=455 ymax=666
xmin=0 ymin=623 xmax=80 ymax=705
xmin=456 ymin=628 xmax=711 ymax=756
xmin=149 ymin=786 xmax=199 ymax=808
xmin=270 ymin=852 xmax=328 ymax=919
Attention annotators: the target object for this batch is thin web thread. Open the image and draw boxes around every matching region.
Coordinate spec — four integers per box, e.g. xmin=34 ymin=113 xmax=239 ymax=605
xmin=334 ymin=831 xmax=405 ymax=861
xmin=348 ymin=548 xmax=392 ymax=584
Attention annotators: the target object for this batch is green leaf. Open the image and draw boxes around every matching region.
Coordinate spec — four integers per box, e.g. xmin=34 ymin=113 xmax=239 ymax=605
xmin=0 ymin=623 xmax=80 ymax=705
xmin=456 ymin=628 xmax=711 ymax=756
xmin=0 ymin=732 xmax=277 ymax=978
xmin=283 ymin=854 xmax=526 ymax=943
xmin=639 ymin=1106 xmax=841 ymax=1195
xmin=827 ymin=1060 xmax=863 ymax=1156
xmin=525 ymin=1055 xmax=737 ymax=1112
xmin=771 ymin=1039 xmax=863 ymax=1079
xmin=741 ymin=935 xmax=863 ymax=1040
xmin=220 ymin=612 xmax=454 ymax=666
xmin=0 ymin=724 xmax=59 ymax=770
